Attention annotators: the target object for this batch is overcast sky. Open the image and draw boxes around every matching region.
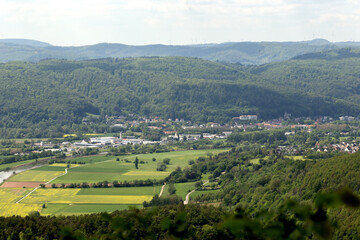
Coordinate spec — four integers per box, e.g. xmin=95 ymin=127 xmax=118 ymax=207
xmin=0 ymin=0 xmax=359 ymax=46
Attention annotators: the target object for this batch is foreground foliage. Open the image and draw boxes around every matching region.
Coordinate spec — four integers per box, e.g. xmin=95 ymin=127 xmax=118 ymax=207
xmin=0 ymin=190 xmax=358 ymax=240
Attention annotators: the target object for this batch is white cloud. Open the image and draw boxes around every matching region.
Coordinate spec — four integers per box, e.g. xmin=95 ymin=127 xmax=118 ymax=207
xmin=0 ymin=0 xmax=359 ymax=45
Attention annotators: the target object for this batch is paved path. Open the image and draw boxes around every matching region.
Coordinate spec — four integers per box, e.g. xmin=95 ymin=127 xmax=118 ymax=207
xmin=184 ymin=180 xmax=209 ymax=205
xmin=16 ymin=168 xmax=69 ymax=204
xmin=159 ymin=183 xmax=166 ymax=197
xmin=184 ymin=189 xmax=195 ymax=205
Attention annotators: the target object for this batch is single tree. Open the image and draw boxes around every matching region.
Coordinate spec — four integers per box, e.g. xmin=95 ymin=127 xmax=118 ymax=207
xmin=135 ymin=157 xmax=139 ymax=169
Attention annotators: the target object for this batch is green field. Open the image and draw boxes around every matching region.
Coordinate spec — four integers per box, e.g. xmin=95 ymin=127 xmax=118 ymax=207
xmin=66 ymin=155 xmax=115 ymax=163
xmin=162 ymin=182 xmax=196 ymax=199
xmin=77 ymin=186 xmax=162 ymax=196
xmin=8 ymin=170 xmax=64 ymax=182
xmin=190 ymin=189 xmax=221 ymax=201
xmin=1 ymin=149 xmax=229 ymax=216
xmin=0 ymin=159 xmax=39 ymax=171
xmin=52 ymin=149 xmax=228 ymax=184
xmin=42 ymin=203 xmax=143 ymax=216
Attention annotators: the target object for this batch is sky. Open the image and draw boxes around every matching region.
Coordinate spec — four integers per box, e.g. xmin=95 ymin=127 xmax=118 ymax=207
xmin=0 ymin=0 xmax=359 ymax=46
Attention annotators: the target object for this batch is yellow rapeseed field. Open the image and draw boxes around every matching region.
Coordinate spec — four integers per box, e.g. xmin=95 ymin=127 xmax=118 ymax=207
xmin=50 ymin=163 xmax=81 ymax=167
xmin=22 ymin=189 xmax=152 ymax=204
xmin=0 ymin=188 xmax=40 ymax=216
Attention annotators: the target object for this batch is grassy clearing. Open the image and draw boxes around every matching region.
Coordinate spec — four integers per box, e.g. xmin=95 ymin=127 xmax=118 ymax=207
xmin=287 ymin=156 xmax=306 ymax=161
xmin=190 ymin=189 xmax=221 ymax=200
xmin=249 ymin=156 xmax=269 ymax=165
xmin=174 ymin=182 xmax=196 ymax=199
xmin=0 ymin=188 xmax=41 ymax=216
xmin=162 ymin=182 xmax=196 ymax=199
xmin=8 ymin=170 xmax=64 ymax=182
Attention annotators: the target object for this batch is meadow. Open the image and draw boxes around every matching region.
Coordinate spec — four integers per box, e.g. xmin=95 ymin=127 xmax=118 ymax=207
xmin=162 ymin=182 xmax=196 ymax=199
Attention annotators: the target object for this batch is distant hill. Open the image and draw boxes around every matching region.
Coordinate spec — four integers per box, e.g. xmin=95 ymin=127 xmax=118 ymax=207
xmin=292 ymin=47 xmax=360 ymax=60
xmin=0 ymin=39 xmax=51 ymax=47
xmin=0 ymin=56 xmax=359 ymax=138
xmin=2 ymin=38 xmax=360 ymax=65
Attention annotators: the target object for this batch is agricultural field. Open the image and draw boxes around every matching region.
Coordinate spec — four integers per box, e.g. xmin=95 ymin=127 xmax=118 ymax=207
xmin=52 ymin=149 xmax=228 ymax=184
xmin=25 ymin=186 xmax=157 ymax=216
xmin=41 ymin=204 xmax=142 ymax=216
xmin=8 ymin=170 xmax=64 ymax=182
xmin=0 ymin=149 xmax=229 ymax=216
xmin=0 ymin=188 xmax=41 ymax=216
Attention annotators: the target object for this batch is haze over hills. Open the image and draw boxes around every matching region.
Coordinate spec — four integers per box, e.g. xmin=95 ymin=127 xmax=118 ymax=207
xmin=2 ymin=38 xmax=360 ymax=65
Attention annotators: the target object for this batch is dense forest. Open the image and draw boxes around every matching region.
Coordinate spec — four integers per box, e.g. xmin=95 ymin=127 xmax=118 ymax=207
xmin=0 ymin=53 xmax=360 ymax=137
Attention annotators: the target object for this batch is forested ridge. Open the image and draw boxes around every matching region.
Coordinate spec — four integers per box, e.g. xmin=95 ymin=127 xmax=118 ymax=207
xmin=0 ymin=54 xmax=360 ymax=137
xmin=0 ymin=38 xmax=343 ymax=64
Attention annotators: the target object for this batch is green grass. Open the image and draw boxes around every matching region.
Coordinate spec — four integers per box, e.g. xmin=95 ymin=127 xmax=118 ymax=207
xmin=68 ymin=155 xmax=116 ymax=164
xmin=53 ymin=149 xmax=228 ymax=184
xmin=34 ymin=166 xmax=67 ymax=171
xmin=174 ymin=182 xmax=196 ymax=199
xmin=8 ymin=170 xmax=64 ymax=182
xmin=249 ymin=156 xmax=269 ymax=165
xmin=77 ymin=186 xmax=162 ymax=196
xmin=68 ymin=161 xmax=133 ymax=173
xmin=287 ymin=156 xmax=306 ymax=161
xmin=42 ymin=203 xmax=142 ymax=215
xmin=162 ymin=182 xmax=196 ymax=199
xmin=190 ymin=189 xmax=221 ymax=200
xmin=0 ymin=159 xmax=39 ymax=170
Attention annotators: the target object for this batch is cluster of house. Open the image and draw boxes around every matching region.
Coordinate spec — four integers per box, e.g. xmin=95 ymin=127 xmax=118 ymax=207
xmin=275 ymin=145 xmax=300 ymax=155
xmin=313 ymin=142 xmax=360 ymax=153
xmin=70 ymin=131 xmax=234 ymax=148
xmin=161 ymin=132 xmax=232 ymax=142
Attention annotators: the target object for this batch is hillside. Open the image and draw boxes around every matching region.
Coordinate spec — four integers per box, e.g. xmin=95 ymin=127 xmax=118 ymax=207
xmin=190 ymin=149 xmax=360 ymax=237
xmin=0 ymin=38 xmax=348 ymax=65
xmin=247 ymin=48 xmax=360 ymax=105
xmin=1 ymin=56 xmax=360 ymax=137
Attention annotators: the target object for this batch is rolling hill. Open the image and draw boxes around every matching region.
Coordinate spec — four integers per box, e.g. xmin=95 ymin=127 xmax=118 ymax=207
xmin=0 ymin=38 xmax=353 ymax=65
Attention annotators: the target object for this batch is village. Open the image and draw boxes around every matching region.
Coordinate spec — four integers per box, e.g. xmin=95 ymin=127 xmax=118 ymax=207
xmin=23 ymin=113 xmax=360 ymax=157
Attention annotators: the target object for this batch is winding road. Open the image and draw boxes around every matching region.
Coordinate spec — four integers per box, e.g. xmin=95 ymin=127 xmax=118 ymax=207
xmin=184 ymin=180 xmax=209 ymax=205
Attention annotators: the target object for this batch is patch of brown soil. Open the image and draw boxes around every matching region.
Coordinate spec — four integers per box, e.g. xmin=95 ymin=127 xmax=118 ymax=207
xmin=0 ymin=181 xmax=45 ymax=188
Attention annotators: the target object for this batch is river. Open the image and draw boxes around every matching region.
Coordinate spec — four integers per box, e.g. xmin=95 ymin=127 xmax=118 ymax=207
xmin=0 ymin=162 xmax=46 ymax=183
